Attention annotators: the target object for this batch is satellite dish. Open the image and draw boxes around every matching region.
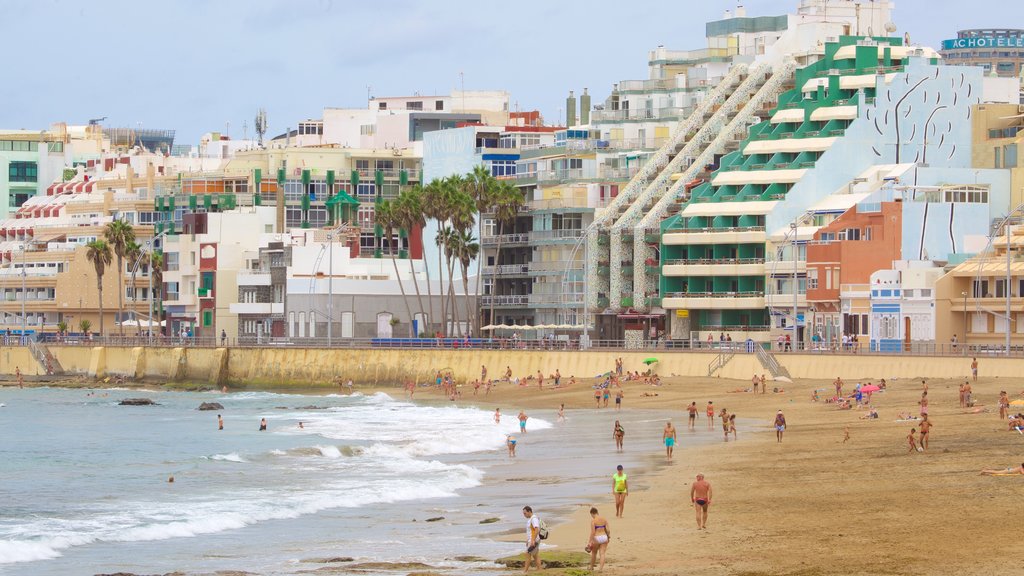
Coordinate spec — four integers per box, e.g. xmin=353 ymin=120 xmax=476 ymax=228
xmin=885 ymin=22 xmax=897 ymax=34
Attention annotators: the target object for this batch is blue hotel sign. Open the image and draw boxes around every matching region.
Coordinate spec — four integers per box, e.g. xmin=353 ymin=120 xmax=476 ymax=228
xmin=942 ymin=36 xmax=1024 ymax=50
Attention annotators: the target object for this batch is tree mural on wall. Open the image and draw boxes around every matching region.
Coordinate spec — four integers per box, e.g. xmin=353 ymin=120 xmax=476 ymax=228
xmin=866 ymin=69 xmax=978 ymax=169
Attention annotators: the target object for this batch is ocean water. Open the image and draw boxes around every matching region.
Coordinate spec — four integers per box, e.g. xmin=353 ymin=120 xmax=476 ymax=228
xmin=0 ymin=386 xmax=691 ymax=576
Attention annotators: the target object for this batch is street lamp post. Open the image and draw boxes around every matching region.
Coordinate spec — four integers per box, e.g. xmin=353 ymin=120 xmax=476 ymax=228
xmin=327 ymin=232 xmax=333 ymax=347
xmin=961 ymin=290 xmax=968 ymax=350
xmin=791 ymin=221 xmax=798 ymax=349
xmin=20 ymin=242 xmax=27 ymax=344
xmin=1006 ymin=220 xmax=1012 ymax=356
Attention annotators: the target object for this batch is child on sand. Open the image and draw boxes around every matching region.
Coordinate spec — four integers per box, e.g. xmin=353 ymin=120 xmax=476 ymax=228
xmin=907 ymin=428 xmax=921 ymax=453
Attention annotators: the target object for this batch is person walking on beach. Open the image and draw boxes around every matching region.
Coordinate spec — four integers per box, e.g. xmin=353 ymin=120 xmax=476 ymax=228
xmin=522 ymin=506 xmax=542 ymax=573
xmin=587 ymin=507 xmax=611 ymax=571
xmin=963 ymin=381 xmax=973 ymax=407
xmin=834 ymin=376 xmax=843 ymax=398
xmin=959 ymin=382 xmax=966 ymax=408
xmin=760 ymin=374 xmax=767 ymax=394
xmin=752 ymin=374 xmax=759 ymax=394
xmin=773 ymin=411 xmax=786 ymax=443
xmin=536 ymin=371 xmax=544 ymax=390
xmin=558 ymin=403 xmax=566 ymax=423
xmin=218 ymin=414 xmax=224 ymax=430
xmin=706 ymin=401 xmax=715 ymax=430
xmin=602 ymin=387 xmax=610 ymax=408
xmin=259 ymin=418 xmax=267 ymax=431
xmin=482 ymin=365 xmax=487 ymax=382
xmin=613 ymin=420 xmax=625 ymax=452
xmin=690 ymin=473 xmax=712 ymax=529
xmin=554 ymin=369 xmax=561 ymax=387
xmin=518 ymin=410 xmax=529 ymax=433
xmin=615 ymin=389 xmax=623 ymax=411
xmin=506 ymin=434 xmax=517 ymax=457
xmin=999 ymin=391 xmax=1009 ymax=419
xmin=919 ymin=414 xmax=933 ymax=451
xmin=612 ymin=465 xmax=628 ymax=517
xmin=594 ymin=387 xmax=602 ymax=408
xmin=919 ymin=391 xmax=929 ymax=417
xmin=687 ymin=402 xmax=698 ymax=430
xmin=971 ymin=357 xmax=978 ymax=382
xmin=15 ymin=366 xmax=23 ymax=389
xmin=907 ymin=428 xmax=919 ymax=453
xmin=720 ymin=408 xmax=730 ymax=442
xmin=495 ymin=408 xmax=501 ymax=424
xmin=663 ymin=421 xmax=678 ymax=461
xmin=728 ymin=414 xmax=737 ymax=441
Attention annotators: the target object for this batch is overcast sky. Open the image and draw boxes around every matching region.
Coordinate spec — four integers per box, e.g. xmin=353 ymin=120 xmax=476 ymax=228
xmin=2 ymin=0 xmax=1020 ymax=144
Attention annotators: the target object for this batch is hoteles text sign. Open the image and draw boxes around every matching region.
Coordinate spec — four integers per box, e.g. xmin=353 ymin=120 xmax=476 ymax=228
xmin=942 ymin=36 xmax=1024 ymax=50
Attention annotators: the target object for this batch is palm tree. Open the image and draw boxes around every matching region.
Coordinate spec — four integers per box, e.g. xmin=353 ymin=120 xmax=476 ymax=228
xmin=489 ymin=182 xmax=525 ymax=329
xmin=420 ymin=179 xmax=446 ymax=336
xmin=104 ymin=220 xmax=136 ymax=337
xmin=86 ymin=239 xmax=113 ymax=337
xmin=447 ymin=190 xmax=476 ymax=337
xmin=454 ymin=229 xmax=480 ymax=340
xmin=125 ymin=241 xmax=142 ymax=332
xmin=467 ymin=165 xmax=498 ymax=333
xmin=375 ymin=200 xmax=414 ymax=337
xmin=149 ymin=251 xmax=164 ymax=334
xmin=394 ymin=186 xmax=427 ymax=335
xmin=435 ymin=226 xmax=457 ymax=336
xmin=78 ymin=319 xmax=91 ymax=335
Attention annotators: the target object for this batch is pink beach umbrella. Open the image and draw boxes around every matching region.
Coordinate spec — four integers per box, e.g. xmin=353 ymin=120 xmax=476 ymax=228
xmin=860 ymin=384 xmax=881 ymax=393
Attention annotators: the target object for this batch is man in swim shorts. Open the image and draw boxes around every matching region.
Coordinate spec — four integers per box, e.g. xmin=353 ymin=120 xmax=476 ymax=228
xmin=687 ymin=402 xmax=698 ymax=430
xmin=663 ymin=421 xmax=677 ymax=461
xmin=690 ymin=473 xmax=712 ymax=529
xmin=518 ymin=410 xmax=528 ymax=432
xmin=774 ymin=411 xmax=786 ymax=443
xmin=522 ymin=506 xmax=541 ymax=573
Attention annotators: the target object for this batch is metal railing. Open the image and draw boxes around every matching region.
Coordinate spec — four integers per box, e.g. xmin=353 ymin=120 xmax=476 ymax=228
xmin=481 ymin=233 xmax=530 ymax=247
xmin=662 ymin=226 xmax=766 ymax=234
xmin=663 ymin=257 xmax=765 ymax=266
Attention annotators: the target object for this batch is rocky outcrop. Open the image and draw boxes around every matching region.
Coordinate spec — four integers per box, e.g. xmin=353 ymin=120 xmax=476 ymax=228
xmin=118 ymin=398 xmax=157 ymax=406
xmin=197 ymin=402 xmax=224 ymax=411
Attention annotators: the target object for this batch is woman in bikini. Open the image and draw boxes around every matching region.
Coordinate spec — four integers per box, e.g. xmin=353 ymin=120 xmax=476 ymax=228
xmin=706 ymin=401 xmax=715 ymax=430
xmin=613 ymin=420 xmax=625 ymax=452
xmin=587 ymin=507 xmax=611 ymax=571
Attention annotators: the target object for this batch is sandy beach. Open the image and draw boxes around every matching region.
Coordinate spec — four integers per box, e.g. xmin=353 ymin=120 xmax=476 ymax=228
xmin=7 ymin=362 xmax=1024 ymax=576
xmin=397 ymin=365 xmax=1024 ymax=576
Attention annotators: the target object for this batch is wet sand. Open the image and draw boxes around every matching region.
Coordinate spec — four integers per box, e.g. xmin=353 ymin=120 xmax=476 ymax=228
xmin=402 ymin=370 xmax=1024 ymax=575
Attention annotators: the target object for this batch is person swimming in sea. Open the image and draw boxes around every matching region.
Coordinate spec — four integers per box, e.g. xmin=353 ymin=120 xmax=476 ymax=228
xmin=259 ymin=418 xmax=267 ymax=431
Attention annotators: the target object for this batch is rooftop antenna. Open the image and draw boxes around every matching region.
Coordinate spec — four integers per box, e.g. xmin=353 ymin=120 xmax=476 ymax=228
xmin=254 ymin=108 xmax=267 ymax=147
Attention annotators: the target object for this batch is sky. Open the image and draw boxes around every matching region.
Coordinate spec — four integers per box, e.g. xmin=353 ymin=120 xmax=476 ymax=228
xmin=2 ymin=0 xmax=1021 ymax=145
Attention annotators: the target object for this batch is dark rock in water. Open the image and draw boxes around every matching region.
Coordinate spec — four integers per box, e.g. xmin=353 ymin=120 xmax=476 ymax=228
xmin=451 ymin=555 xmax=488 ymax=562
xmin=295 ymin=405 xmax=327 ymax=410
xmin=302 ymin=557 xmax=354 ymax=564
xmin=118 ymin=398 xmax=157 ymax=406
xmin=479 ymin=517 xmax=500 ymax=524
xmin=275 ymin=406 xmax=289 ymax=410
xmin=424 ymin=516 xmax=445 ymax=522
xmin=197 ymin=402 xmax=224 ymax=411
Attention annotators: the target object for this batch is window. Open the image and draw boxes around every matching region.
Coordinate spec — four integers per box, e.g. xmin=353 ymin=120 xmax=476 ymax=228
xmin=819 ymin=232 xmax=835 ymax=242
xmin=863 ymin=226 xmax=872 ymax=241
xmin=973 ymin=279 xmax=989 ymax=298
xmin=357 ymin=206 xmax=375 ymax=228
xmin=405 ymin=101 xmax=423 ymax=111
xmin=356 ymin=183 xmax=376 ymax=198
xmin=995 ymin=146 xmax=1002 ymax=168
xmin=971 ymin=312 xmax=988 ymax=333
xmin=844 ymin=228 xmax=860 ymax=241
xmin=435 ymin=100 xmax=444 ymax=111
xmin=378 ymin=102 xmax=387 ymax=110
xmin=8 ymin=161 xmax=38 ymax=183
xmin=285 ymin=207 xmax=303 ymax=228
xmin=202 ymin=310 xmax=213 ymax=327
xmin=1005 ymin=144 xmax=1018 ymax=168
xmin=360 ymin=124 xmax=375 ymax=136
xmin=996 ymin=279 xmax=1007 ymax=298
xmin=489 ymin=160 xmax=516 ymax=177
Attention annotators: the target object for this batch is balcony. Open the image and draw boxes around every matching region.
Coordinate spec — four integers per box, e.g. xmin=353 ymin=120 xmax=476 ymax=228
xmin=528 ymin=260 xmax=581 ymax=275
xmin=662 ymin=226 xmax=766 ymax=245
xmin=481 ymin=263 xmax=530 ymax=277
xmin=480 ymin=294 xmax=530 ymax=307
xmin=229 ymin=302 xmax=284 ymax=315
xmin=529 ymin=229 xmax=585 ymax=242
xmin=591 ymin=106 xmax=689 ymax=122
xmin=481 ymin=233 xmax=530 ymax=247
xmin=662 ymin=258 xmax=766 ymax=277
xmin=236 ymin=272 xmax=272 ymax=286
xmin=662 ymin=291 xmax=766 ymax=310
xmin=529 ymin=293 xmax=584 ymax=308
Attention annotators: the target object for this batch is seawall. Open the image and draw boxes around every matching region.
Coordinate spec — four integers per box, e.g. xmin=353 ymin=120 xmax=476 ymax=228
xmin=1 ymin=345 xmax=1015 ymax=387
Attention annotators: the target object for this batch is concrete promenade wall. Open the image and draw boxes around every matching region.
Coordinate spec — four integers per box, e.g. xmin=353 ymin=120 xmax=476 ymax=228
xmin=8 ymin=345 xmax=1019 ymax=386
xmin=37 ymin=346 xmax=762 ymax=387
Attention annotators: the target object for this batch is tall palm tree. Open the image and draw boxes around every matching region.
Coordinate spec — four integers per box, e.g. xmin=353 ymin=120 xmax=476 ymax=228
xmin=447 ymin=189 xmax=477 ymax=337
xmin=489 ymin=182 xmax=525 ymax=330
xmin=394 ymin=186 xmax=427 ymax=335
xmin=104 ymin=220 xmax=135 ymax=337
xmin=420 ymin=179 xmax=446 ymax=336
xmin=435 ymin=226 xmax=457 ymax=336
xmin=454 ymin=229 xmax=480 ymax=340
xmin=467 ymin=164 xmax=498 ymax=333
xmin=149 ymin=251 xmax=164 ymax=333
xmin=376 ymin=200 xmax=413 ymax=337
xmin=86 ymin=239 xmax=113 ymax=337
xmin=124 ymin=240 xmax=142 ymax=333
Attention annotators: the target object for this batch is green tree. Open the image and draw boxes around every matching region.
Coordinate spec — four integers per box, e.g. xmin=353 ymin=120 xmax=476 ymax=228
xmin=488 ymin=182 xmax=525 ymax=331
xmin=104 ymin=220 xmax=136 ymax=337
xmin=466 ymin=165 xmax=498 ymax=335
xmin=78 ymin=319 xmax=92 ymax=335
xmin=420 ymin=179 xmax=446 ymax=335
xmin=375 ymin=200 xmax=414 ymax=337
xmin=454 ymin=229 xmax=480 ymax=340
xmin=85 ymin=239 xmax=113 ymax=336
xmin=394 ymin=186 xmax=427 ymax=334
xmin=149 ymin=251 xmax=164 ymax=331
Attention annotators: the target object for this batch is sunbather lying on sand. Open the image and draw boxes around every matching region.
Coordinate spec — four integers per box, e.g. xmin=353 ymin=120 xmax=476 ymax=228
xmin=980 ymin=463 xmax=1024 ymax=476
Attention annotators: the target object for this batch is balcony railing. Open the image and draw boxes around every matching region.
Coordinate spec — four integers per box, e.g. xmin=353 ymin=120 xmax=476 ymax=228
xmin=665 ymin=291 xmax=763 ymax=298
xmin=481 ymin=233 xmax=530 ymax=247
xmin=664 ymin=257 xmax=765 ymax=266
xmin=481 ymin=264 xmax=530 ymax=276
xmin=530 ymin=229 xmax=585 ymax=241
xmin=480 ymin=295 xmax=530 ymax=306
xmin=590 ymin=106 xmax=689 ymax=122
xmin=663 ymin=226 xmax=766 ymax=234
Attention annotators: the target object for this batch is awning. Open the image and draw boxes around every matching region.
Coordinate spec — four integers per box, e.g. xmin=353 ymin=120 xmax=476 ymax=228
xmin=32 ymin=233 xmax=66 ymax=243
xmin=325 ymin=190 xmax=359 ymax=206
